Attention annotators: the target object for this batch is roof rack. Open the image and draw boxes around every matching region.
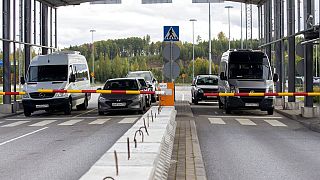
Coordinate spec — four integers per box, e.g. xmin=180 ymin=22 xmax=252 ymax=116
xmin=53 ymin=51 xmax=80 ymax=55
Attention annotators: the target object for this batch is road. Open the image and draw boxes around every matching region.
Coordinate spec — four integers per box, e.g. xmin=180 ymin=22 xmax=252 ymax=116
xmin=0 ymin=93 xmax=144 ymax=180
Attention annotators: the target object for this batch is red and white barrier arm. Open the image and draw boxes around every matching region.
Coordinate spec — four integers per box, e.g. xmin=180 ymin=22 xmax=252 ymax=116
xmin=204 ymin=92 xmax=320 ymax=97
xmin=37 ymin=89 xmax=165 ymax=95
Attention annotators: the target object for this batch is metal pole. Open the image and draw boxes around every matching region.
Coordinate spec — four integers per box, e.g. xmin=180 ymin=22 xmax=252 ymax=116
xmin=90 ymin=29 xmax=96 ymax=84
xmin=19 ymin=0 xmax=23 ymax=91
xmin=50 ymin=7 xmax=53 ymax=53
xmin=245 ymin=3 xmax=248 ymax=49
xmin=297 ymin=0 xmax=301 ymax=32
xmin=192 ymin=21 xmax=195 ymax=79
xmin=13 ymin=0 xmax=17 ymax=102
xmin=208 ymin=2 xmax=212 ymax=74
xmin=25 ymin=0 xmax=32 ymax=77
xmin=41 ymin=4 xmax=48 ymax=55
xmin=241 ymin=3 xmax=243 ymax=49
xmin=3 ymin=0 xmax=11 ymax=104
xmin=288 ymin=0 xmax=296 ymax=103
xmin=55 ymin=8 xmax=57 ymax=49
xmin=228 ymin=8 xmax=231 ymax=49
xmin=33 ymin=0 xmax=36 ymax=45
xmin=170 ymin=41 xmax=173 ymax=82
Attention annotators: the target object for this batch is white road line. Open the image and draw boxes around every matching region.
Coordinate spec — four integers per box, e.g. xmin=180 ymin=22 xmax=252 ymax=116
xmin=0 ymin=127 xmax=48 ymax=146
xmin=6 ymin=117 xmax=96 ymax=121
xmin=118 ymin=118 xmax=138 ymax=124
xmin=29 ymin=120 xmax=57 ymax=127
xmin=0 ymin=121 xmax=4 ymax=124
xmin=89 ymin=118 xmax=110 ymax=125
xmin=264 ymin=120 xmax=287 ymax=127
xmin=235 ymin=119 xmax=257 ymax=126
xmin=208 ymin=118 xmax=226 ymax=125
xmin=202 ymin=116 xmax=282 ymax=119
xmin=1 ymin=121 xmax=30 ymax=127
xmin=72 ymin=108 xmax=97 ymax=118
xmin=182 ymin=94 xmax=185 ymax=101
xmin=58 ymin=119 xmax=83 ymax=126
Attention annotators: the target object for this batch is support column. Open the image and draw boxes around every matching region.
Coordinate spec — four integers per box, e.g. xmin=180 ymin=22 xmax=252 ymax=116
xmin=41 ymin=4 xmax=49 ymax=55
xmin=24 ymin=0 xmax=32 ymax=76
xmin=287 ymin=0 xmax=296 ymax=104
xmin=274 ymin=0 xmax=283 ymax=96
xmin=264 ymin=1 xmax=272 ymax=60
xmin=2 ymin=0 xmax=11 ymax=104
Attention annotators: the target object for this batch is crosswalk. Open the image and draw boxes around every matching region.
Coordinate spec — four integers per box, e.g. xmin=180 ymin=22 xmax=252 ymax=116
xmin=207 ymin=117 xmax=288 ymax=127
xmin=0 ymin=117 xmax=139 ymax=128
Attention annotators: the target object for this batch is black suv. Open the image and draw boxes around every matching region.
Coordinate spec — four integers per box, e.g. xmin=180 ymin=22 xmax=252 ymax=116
xmin=191 ymin=75 xmax=219 ymax=104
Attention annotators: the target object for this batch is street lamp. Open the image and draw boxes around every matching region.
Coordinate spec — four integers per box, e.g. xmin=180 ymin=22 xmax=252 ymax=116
xmin=225 ymin=5 xmax=234 ymax=50
xmin=190 ymin=19 xmax=197 ymax=80
xmin=90 ymin=29 xmax=96 ymax=84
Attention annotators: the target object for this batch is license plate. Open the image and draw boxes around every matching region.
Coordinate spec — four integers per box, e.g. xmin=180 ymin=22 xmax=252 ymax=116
xmin=112 ymin=103 xmax=126 ymax=107
xmin=36 ymin=104 xmax=49 ymax=108
xmin=245 ymin=103 xmax=259 ymax=107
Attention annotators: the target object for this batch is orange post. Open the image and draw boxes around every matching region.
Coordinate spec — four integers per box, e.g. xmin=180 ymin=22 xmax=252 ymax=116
xmin=159 ymin=82 xmax=175 ymax=106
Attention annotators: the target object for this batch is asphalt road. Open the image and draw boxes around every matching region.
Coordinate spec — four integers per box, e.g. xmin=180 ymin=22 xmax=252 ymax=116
xmin=0 ymin=93 xmax=147 ymax=180
xmin=192 ymin=102 xmax=320 ymax=180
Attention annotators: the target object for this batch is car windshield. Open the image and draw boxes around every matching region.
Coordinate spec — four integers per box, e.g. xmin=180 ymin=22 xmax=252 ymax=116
xmin=138 ymin=79 xmax=147 ymax=87
xmin=127 ymin=72 xmax=152 ymax=82
xmin=103 ymin=79 xmax=139 ymax=90
xmin=229 ymin=52 xmax=271 ymax=80
xmin=196 ymin=77 xmax=218 ymax=85
xmin=28 ymin=65 xmax=68 ymax=82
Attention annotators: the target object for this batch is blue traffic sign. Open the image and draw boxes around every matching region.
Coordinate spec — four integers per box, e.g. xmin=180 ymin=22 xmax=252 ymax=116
xmin=163 ymin=26 xmax=179 ymax=42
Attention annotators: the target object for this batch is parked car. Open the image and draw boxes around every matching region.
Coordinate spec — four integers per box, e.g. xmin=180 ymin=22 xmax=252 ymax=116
xmin=136 ymin=77 xmax=152 ymax=107
xmin=126 ymin=71 xmax=158 ymax=102
xmin=218 ymin=49 xmax=278 ymax=115
xmin=98 ymin=78 xmax=147 ymax=115
xmin=191 ymin=75 xmax=219 ymax=104
xmin=21 ymin=51 xmax=91 ymax=116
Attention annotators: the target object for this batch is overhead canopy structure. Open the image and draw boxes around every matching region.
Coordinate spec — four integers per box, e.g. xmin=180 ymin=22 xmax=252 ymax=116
xmin=40 ymin=0 xmax=263 ymax=7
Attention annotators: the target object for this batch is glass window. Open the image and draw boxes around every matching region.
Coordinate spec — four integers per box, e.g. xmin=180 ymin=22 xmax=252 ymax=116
xmin=196 ymin=76 xmax=218 ymax=85
xmin=104 ymin=79 xmax=139 ymax=90
xmin=127 ymin=72 xmax=152 ymax=82
xmin=28 ymin=65 xmax=68 ymax=82
xmin=74 ymin=64 xmax=88 ymax=81
xmin=138 ymin=79 xmax=147 ymax=87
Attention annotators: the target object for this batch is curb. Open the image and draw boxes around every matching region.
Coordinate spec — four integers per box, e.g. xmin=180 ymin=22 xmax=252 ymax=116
xmin=0 ymin=111 xmax=24 ymax=119
xmin=274 ymin=109 xmax=299 ymax=120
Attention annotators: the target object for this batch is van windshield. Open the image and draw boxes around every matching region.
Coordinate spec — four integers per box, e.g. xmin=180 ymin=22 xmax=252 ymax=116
xmin=28 ymin=65 xmax=68 ymax=82
xmin=228 ymin=52 xmax=271 ymax=80
xmin=104 ymin=79 xmax=139 ymax=90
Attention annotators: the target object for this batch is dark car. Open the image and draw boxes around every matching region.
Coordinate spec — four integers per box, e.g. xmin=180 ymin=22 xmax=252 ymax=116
xmin=136 ymin=77 xmax=152 ymax=107
xmin=191 ymin=75 xmax=219 ymax=104
xmin=98 ymin=78 xmax=147 ymax=115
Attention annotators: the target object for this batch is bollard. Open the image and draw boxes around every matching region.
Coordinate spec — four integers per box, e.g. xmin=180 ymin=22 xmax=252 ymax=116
xmin=127 ymin=137 xmax=130 ymax=160
xmin=114 ymin=150 xmax=119 ymax=176
xmin=141 ymin=118 xmax=149 ymax=135
xmin=134 ymin=129 xmax=144 ymax=148
xmin=103 ymin=177 xmax=115 ymax=180
xmin=151 ymin=112 xmax=154 ymax=122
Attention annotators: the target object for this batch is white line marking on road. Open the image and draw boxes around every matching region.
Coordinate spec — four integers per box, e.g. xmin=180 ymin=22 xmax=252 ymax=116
xmin=1 ymin=121 xmax=30 ymax=127
xmin=89 ymin=118 xmax=110 ymax=125
xmin=202 ymin=116 xmax=283 ymax=119
xmin=58 ymin=119 xmax=83 ymax=126
xmin=29 ymin=120 xmax=57 ymax=127
xmin=118 ymin=118 xmax=138 ymax=124
xmin=0 ymin=127 xmax=48 ymax=146
xmin=72 ymin=108 xmax=97 ymax=118
xmin=235 ymin=119 xmax=257 ymax=126
xmin=0 ymin=121 xmax=4 ymax=124
xmin=264 ymin=120 xmax=287 ymax=127
xmin=208 ymin=118 xmax=226 ymax=125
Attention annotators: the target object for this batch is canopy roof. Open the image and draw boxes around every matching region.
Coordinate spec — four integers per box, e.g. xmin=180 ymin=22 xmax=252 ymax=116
xmin=40 ymin=0 xmax=264 ymax=7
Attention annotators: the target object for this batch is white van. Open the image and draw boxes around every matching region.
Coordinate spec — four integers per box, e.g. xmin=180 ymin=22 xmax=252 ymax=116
xmin=21 ymin=51 xmax=91 ymax=116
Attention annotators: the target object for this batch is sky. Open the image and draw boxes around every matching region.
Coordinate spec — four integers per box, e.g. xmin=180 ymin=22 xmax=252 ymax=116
xmin=57 ymin=0 xmax=259 ymax=48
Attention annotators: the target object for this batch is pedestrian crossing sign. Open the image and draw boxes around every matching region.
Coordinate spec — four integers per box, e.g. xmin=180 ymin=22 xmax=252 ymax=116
xmin=164 ymin=26 xmax=179 ymax=41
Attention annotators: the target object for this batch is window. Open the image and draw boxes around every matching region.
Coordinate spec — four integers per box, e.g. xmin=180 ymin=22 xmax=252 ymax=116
xmin=73 ymin=64 xmax=89 ymax=81
xmin=127 ymin=72 xmax=152 ymax=82
xmin=28 ymin=65 xmax=68 ymax=82
xmin=196 ymin=76 xmax=218 ymax=85
xmin=104 ymin=79 xmax=139 ymax=90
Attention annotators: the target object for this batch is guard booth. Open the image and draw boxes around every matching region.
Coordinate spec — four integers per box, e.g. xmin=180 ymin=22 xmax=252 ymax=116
xmin=159 ymin=83 xmax=175 ymax=106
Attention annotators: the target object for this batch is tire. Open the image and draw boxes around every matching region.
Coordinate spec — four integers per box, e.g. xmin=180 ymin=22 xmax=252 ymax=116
xmin=194 ymin=98 xmax=199 ymax=105
xmin=224 ymin=98 xmax=231 ymax=114
xmin=64 ymin=98 xmax=72 ymax=115
xmin=24 ymin=108 xmax=32 ymax=117
xmin=218 ymin=98 xmax=223 ymax=109
xmin=77 ymin=95 xmax=88 ymax=111
xmin=267 ymin=109 xmax=274 ymax=115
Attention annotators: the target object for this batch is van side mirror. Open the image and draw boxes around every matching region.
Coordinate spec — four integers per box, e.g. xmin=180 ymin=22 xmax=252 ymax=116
xmin=69 ymin=74 xmax=76 ymax=83
xmin=273 ymin=74 xmax=279 ymax=82
xmin=220 ymin=72 xmax=227 ymax=80
xmin=21 ymin=77 xmax=25 ymax=85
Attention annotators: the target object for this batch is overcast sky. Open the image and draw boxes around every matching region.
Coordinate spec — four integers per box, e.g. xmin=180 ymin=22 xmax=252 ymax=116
xmin=57 ymin=0 xmax=259 ymax=48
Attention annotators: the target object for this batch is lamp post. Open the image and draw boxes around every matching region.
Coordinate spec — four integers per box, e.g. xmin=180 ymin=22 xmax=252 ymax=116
xmin=90 ymin=29 xmax=96 ymax=84
xmin=208 ymin=2 xmax=212 ymax=74
xmin=190 ymin=19 xmax=197 ymax=80
xmin=225 ymin=5 xmax=234 ymax=50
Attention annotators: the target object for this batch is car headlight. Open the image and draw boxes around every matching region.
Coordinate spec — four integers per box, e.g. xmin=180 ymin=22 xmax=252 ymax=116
xmin=198 ymin=89 xmax=204 ymax=93
xmin=230 ymin=86 xmax=237 ymax=93
xmin=55 ymin=93 xmax=67 ymax=98
xmin=99 ymin=96 xmax=106 ymax=101
xmin=22 ymin=93 xmax=30 ymax=98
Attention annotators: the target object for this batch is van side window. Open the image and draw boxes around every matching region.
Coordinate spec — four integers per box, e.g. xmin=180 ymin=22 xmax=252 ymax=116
xmin=74 ymin=64 xmax=89 ymax=81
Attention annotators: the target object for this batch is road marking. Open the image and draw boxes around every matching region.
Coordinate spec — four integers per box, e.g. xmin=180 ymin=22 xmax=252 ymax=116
xmin=264 ymin=120 xmax=287 ymax=127
xmin=202 ymin=116 xmax=282 ymax=119
xmin=1 ymin=121 xmax=30 ymax=127
xmin=72 ymin=108 xmax=97 ymax=118
xmin=118 ymin=118 xmax=138 ymax=124
xmin=208 ymin=118 xmax=226 ymax=125
xmin=6 ymin=117 xmax=96 ymax=121
xmin=89 ymin=118 xmax=110 ymax=125
xmin=58 ymin=119 xmax=83 ymax=126
xmin=0 ymin=121 xmax=4 ymax=124
xmin=182 ymin=94 xmax=185 ymax=101
xmin=0 ymin=127 xmax=48 ymax=146
xmin=235 ymin=119 xmax=257 ymax=126
xmin=29 ymin=120 xmax=57 ymax=127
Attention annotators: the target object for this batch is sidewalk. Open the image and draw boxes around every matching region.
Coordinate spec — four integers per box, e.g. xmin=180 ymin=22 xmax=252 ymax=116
xmin=275 ymin=106 xmax=320 ymax=133
xmin=168 ymin=101 xmax=206 ymax=180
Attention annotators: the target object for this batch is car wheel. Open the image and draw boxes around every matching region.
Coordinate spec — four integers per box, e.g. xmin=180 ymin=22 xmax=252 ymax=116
xmin=218 ymin=98 xmax=223 ymax=109
xmin=77 ymin=95 xmax=88 ymax=111
xmin=24 ymin=108 xmax=32 ymax=117
xmin=224 ymin=97 xmax=231 ymax=114
xmin=267 ymin=108 xmax=274 ymax=115
xmin=64 ymin=98 xmax=72 ymax=115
